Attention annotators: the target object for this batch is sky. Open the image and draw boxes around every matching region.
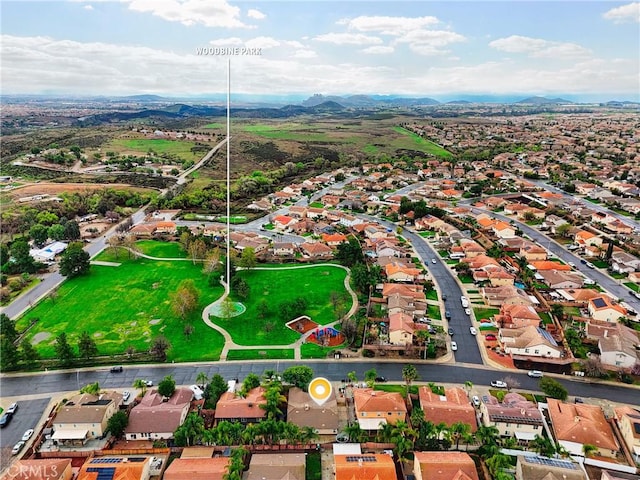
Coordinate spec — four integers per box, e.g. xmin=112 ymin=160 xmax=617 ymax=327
xmin=1 ymin=0 xmax=639 ymax=101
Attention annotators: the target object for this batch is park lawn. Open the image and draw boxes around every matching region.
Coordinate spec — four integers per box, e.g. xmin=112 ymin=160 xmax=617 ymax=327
xmin=374 ymin=384 xmax=419 ymax=396
xmin=624 ymin=282 xmax=639 ymax=292
xmin=226 ymin=349 xmax=294 ymax=361
xmin=16 ymin=255 xmax=225 ymax=362
xmin=107 ymin=138 xmax=202 ymax=162
xmin=135 ymin=240 xmax=188 ymax=258
xmin=219 ymin=215 xmax=247 ymax=224
xmin=593 ymin=260 xmax=608 ymax=269
xmin=473 ymin=307 xmax=499 ymax=321
xmin=213 ymin=264 xmax=351 ymax=346
xmin=301 ymin=342 xmax=339 ymax=359
xmin=391 ymin=127 xmax=453 ymax=158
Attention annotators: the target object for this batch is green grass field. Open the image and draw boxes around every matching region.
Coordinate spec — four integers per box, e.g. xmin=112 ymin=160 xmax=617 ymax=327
xmin=244 ymin=124 xmax=341 ymax=142
xmin=17 ymin=244 xmax=225 ymax=362
xmin=202 ymin=122 xmax=225 ymax=129
xmin=391 ymin=127 xmax=453 ymax=158
xmin=135 ymin=240 xmax=188 ymax=258
xmin=226 ymin=349 xmax=295 ymax=360
xmin=107 ymin=138 xmax=203 ymax=162
xmin=473 ymin=307 xmax=499 ymax=321
xmin=212 ymin=265 xmax=351 ymax=345
xmin=301 ymin=342 xmax=338 ymax=359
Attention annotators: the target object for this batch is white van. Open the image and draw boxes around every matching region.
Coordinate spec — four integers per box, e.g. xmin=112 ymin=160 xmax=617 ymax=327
xmin=189 ymin=385 xmax=204 ymax=400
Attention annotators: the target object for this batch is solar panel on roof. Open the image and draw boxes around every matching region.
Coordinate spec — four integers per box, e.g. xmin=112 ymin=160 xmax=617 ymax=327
xmin=592 ymin=298 xmax=607 ymax=308
xmin=346 ymin=455 xmax=377 ymax=462
xmin=524 ymin=456 xmax=578 ymax=470
xmin=128 ymin=457 xmax=146 ymax=462
xmin=536 ymin=327 xmax=558 ymax=346
xmin=90 ymin=458 xmax=123 ymax=464
xmin=86 ymin=467 xmax=116 ymax=480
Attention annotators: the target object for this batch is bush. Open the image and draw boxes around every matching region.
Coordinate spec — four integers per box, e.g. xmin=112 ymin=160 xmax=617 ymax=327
xmin=362 ymin=349 xmax=375 ymax=358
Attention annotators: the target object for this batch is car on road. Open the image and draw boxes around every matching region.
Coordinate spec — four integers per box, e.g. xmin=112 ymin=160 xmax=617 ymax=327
xmin=12 ymin=441 xmax=25 ymax=455
xmin=451 ymin=341 xmax=458 ymax=351
xmin=21 ymin=429 xmax=34 ymax=442
xmin=448 ymin=328 xmax=454 ymax=336
xmin=634 ymin=291 xmax=640 ymax=300
xmin=527 ymin=370 xmax=544 ymax=378
xmin=110 ymin=366 xmax=123 ymax=373
xmin=490 ymin=380 xmax=507 ymax=388
xmin=568 ymin=262 xmax=576 ymax=268
xmin=445 ymin=311 xmax=451 ymax=319
xmin=574 ymin=397 xmax=584 ymax=404
xmin=375 ymin=376 xmax=387 ymax=383
xmin=586 ymin=262 xmax=596 ymax=269
xmin=145 ymin=380 xmax=153 ymax=387
xmin=431 ymin=258 xmax=437 ymax=264
xmin=0 ymin=412 xmax=12 ymax=428
xmin=122 ymin=390 xmax=131 ymax=402
xmin=485 ymin=334 xmax=497 ymax=341
xmin=580 ymin=259 xmax=587 ymax=264
xmin=469 ymin=326 xmax=477 ymax=335
xmin=465 ymin=308 xmax=471 ymax=316
xmin=471 ymin=395 xmax=480 ymax=407
xmin=6 ymin=402 xmax=18 ymax=414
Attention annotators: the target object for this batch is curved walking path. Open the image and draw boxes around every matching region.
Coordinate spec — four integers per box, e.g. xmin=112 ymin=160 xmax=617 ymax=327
xmin=203 ymin=263 xmax=359 ymax=361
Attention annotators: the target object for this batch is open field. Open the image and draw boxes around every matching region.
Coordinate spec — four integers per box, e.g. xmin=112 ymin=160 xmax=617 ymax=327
xmin=202 ymin=122 xmax=225 ymax=129
xmin=135 ymin=240 xmax=188 ymax=258
xmin=2 ymin=182 xmax=158 ymax=203
xmin=16 ymin=242 xmax=225 ymax=362
xmin=105 ymin=138 xmax=204 ymax=162
xmin=226 ymin=349 xmax=295 ymax=360
xmin=391 ymin=127 xmax=453 ymax=158
xmin=211 ymin=264 xmax=351 ymax=346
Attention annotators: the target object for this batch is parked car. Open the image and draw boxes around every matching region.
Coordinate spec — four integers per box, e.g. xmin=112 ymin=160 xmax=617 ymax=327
xmin=469 ymin=326 xmax=477 ymax=335
xmin=490 ymin=380 xmax=507 ymax=388
xmin=485 ymin=334 xmax=497 ymax=341
xmin=0 ymin=413 xmax=12 ymax=428
xmin=465 ymin=308 xmax=471 ymax=316
xmin=568 ymin=262 xmax=576 ymax=268
xmin=110 ymin=366 xmax=123 ymax=373
xmin=6 ymin=402 xmax=18 ymax=415
xmin=431 ymin=258 xmax=437 ymax=264
xmin=122 ymin=390 xmax=131 ymax=402
xmin=21 ymin=429 xmax=34 ymax=442
xmin=574 ymin=397 xmax=584 ymax=404
xmin=11 ymin=441 xmax=25 ymax=455
xmin=445 ymin=311 xmax=451 ymax=319
xmin=471 ymin=395 xmax=481 ymax=407
xmin=527 ymin=370 xmax=544 ymax=378
xmin=586 ymin=262 xmax=596 ymax=269
xmin=189 ymin=385 xmax=204 ymax=400
xmin=448 ymin=327 xmax=454 ymax=336
xmin=145 ymin=380 xmax=153 ymax=387
xmin=451 ymin=341 xmax=458 ymax=351
xmin=375 ymin=376 xmax=387 ymax=383
xmin=580 ymin=259 xmax=587 ymax=264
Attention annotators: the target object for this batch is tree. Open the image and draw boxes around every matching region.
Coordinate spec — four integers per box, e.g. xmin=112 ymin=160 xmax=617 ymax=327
xmin=539 ymin=377 xmax=568 ymax=400
xmin=550 ymin=303 xmax=564 ymax=321
xmin=347 ymin=371 xmax=358 ymax=385
xmin=202 ymin=248 xmax=221 ymax=274
xmin=107 ymin=410 xmax=129 ymax=438
xmin=582 ymin=443 xmax=598 ymax=458
xmin=54 ymin=332 xmax=75 ymax=366
xmin=257 ymin=298 xmax=269 ymax=319
xmin=78 ymin=331 xmax=98 ymax=360
xmin=133 ymin=379 xmax=149 ymax=397
xmin=59 ymin=242 xmax=90 ymax=278
xmin=502 ymin=375 xmax=520 ymax=391
xmin=188 ymin=239 xmax=207 ymax=265
xmin=344 ymin=422 xmax=366 ymax=443
xmin=0 ymin=335 xmax=20 ymax=371
xmin=450 ymin=421 xmax=472 ymax=450
xmin=149 ymin=335 xmax=171 ymax=362
xmin=486 ymin=453 xmax=510 ymax=478
xmin=238 ymin=247 xmax=256 ymax=271
xmin=351 ymin=262 xmax=374 ymax=294
xmin=282 ymin=365 xmax=314 ymax=390
xmin=174 ymin=412 xmax=205 ymax=447
xmin=158 ymin=375 xmax=176 ymax=398
xmin=365 ymin=368 xmax=377 ymax=387
xmin=0 ymin=313 xmax=18 ymax=343
xmin=80 ymin=382 xmax=101 ymax=395
xmin=170 ymin=279 xmax=200 ymax=320
xmin=415 ymin=330 xmax=431 ymax=359
xmin=29 ymin=224 xmax=49 ymax=248
xmin=196 ymin=372 xmax=209 ymax=389
xmin=63 ymin=220 xmax=81 ymax=241
xmin=9 ymin=240 xmax=36 ymax=274
xmin=241 ymin=373 xmax=261 ymax=395
xmin=402 ymin=364 xmax=419 ymax=396
xmin=582 ymin=356 xmax=606 ymax=378
xmin=20 ymin=338 xmax=40 ymax=366
xmin=261 ymin=385 xmax=286 ymax=420
xmin=220 ymin=297 xmax=236 ymax=320
xmin=530 ymin=434 xmax=556 ymax=457
xmin=204 ymin=374 xmax=229 ymax=409
xmin=232 ymin=277 xmax=250 ymax=300
xmin=335 ymin=238 xmax=364 ymax=267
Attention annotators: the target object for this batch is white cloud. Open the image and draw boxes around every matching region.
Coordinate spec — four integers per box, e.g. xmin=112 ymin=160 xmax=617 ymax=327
xmin=245 ymin=36 xmax=280 ymax=50
xmin=603 ymin=2 xmax=640 ymax=23
xmin=489 ymin=35 xmax=591 ymax=58
xmin=83 ymin=5 xmax=94 ymax=10
xmin=361 ymin=46 xmax=394 ymax=55
xmin=393 ymin=29 xmax=466 ymax=56
xmin=209 ymin=37 xmax=244 ymax=46
xmin=247 ymin=8 xmax=265 ymax=20
xmin=126 ymin=0 xmax=254 ymax=28
xmin=313 ymin=32 xmax=382 ymax=45
xmin=291 ymin=49 xmax=317 ymax=59
xmin=342 ymin=15 xmax=439 ymax=36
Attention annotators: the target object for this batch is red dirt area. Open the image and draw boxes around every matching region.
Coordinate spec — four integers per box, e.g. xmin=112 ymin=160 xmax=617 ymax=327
xmin=307 ymin=327 xmax=345 ymax=347
xmin=287 ymin=316 xmax=319 ymax=334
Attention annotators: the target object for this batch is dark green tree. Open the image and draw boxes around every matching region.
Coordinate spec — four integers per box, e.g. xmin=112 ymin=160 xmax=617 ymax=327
xmin=54 ymin=332 xmax=75 ymax=366
xmin=0 ymin=313 xmax=18 ymax=343
xmin=9 ymin=240 xmax=37 ymax=274
xmin=48 ymin=224 xmax=66 ymax=241
xmin=241 ymin=373 xmax=261 ymax=394
xmin=0 ymin=335 xmax=20 ymax=370
xmin=107 ymin=410 xmax=129 ymax=438
xmin=62 ymin=220 xmax=81 ymax=241
xmin=20 ymin=338 xmax=40 ymax=366
xmin=539 ymin=377 xmax=568 ymax=400
xmin=78 ymin=331 xmax=98 ymax=360
xmin=204 ymin=373 xmax=229 ymax=408
xmin=335 ymin=238 xmax=364 ymax=267
xmin=59 ymin=242 xmax=90 ymax=278
xmin=282 ymin=365 xmax=314 ymax=390
xmin=158 ymin=375 xmax=176 ymax=398
xmin=29 ymin=224 xmax=49 ymax=248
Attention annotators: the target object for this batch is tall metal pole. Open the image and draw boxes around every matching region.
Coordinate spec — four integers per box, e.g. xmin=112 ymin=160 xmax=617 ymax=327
xmin=226 ymin=58 xmax=231 ymax=286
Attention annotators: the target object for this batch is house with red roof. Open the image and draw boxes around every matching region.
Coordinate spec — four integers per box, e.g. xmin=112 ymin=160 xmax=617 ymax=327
xmin=418 ymin=387 xmax=477 ymax=432
xmin=214 ymin=387 xmax=267 ymax=425
xmin=125 ymin=388 xmax=193 ymax=440
xmin=414 ymin=452 xmax=478 ymax=480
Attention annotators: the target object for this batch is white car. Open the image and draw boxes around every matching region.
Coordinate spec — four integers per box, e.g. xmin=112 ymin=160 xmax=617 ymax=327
xmin=527 ymin=370 xmax=544 ymax=378
xmin=431 ymin=258 xmax=437 ymax=264
xmin=145 ymin=380 xmax=153 ymax=387
xmin=568 ymin=262 xmax=576 ymax=268
xmin=11 ymin=441 xmax=25 ymax=455
xmin=122 ymin=390 xmax=131 ymax=402
xmin=469 ymin=326 xmax=477 ymax=335
xmin=21 ymin=429 xmax=34 ymax=442
xmin=451 ymin=341 xmax=458 ymax=351
xmin=471 ymin=395 xmax=481 ymax=407
xmin=491 ymin=380 xmax=507 ymax=388
xmin=465 ymin=308 xmax=471 ymax=316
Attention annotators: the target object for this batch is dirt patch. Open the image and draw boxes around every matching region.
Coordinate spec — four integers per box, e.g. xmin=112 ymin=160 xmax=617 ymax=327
xmin=32 ymin=332 xmax=51 ymax=344
xmin=149 ymin=319 xmax=162 ymax=325
xmin=7 ymin=182 xmax=155 ymax=200
xmin=286 ymin=316 xmax=318 ymax=334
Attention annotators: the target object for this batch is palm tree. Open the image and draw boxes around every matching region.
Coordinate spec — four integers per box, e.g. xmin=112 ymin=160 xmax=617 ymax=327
xmin=241 ymin=423 xmax=259 ymax=446
xmin=486 ymin=453 xmax=510 ymax=478
xmin=415 ymin=330 xmax=430 ymax=359
xmin=402 ymin=364 xmax=419 ymax=398
xmin=464 ymin=380 xmax=473 ymax=395
xmin=202 ymin=428 xmax=216 ymax=446
xmin=530 ymin=434 xmax=556 ymax=457
xmin=582 ymin=443 xmax=598 ymax=458
xmin=391 ymin=421 xmax=417 ymax=461
xmin=261 ymin=386 xmax=286 ymax=420
xmin=133 ymin=379 xmax=148 ymax=398
xmin=450 ymin=421 xmax=472 ymax=450
xmin=195 ymin=372 xmax=209 ymax=389
xmin=377 ymin=422 xmax=395 ymax=443
xmin=300 ymin=426 xmax=319 ymax=445
xmin=476 ymin=425 xmax=500 ymax=457
xmin=344 ymin=422 xmax=365 ymax=443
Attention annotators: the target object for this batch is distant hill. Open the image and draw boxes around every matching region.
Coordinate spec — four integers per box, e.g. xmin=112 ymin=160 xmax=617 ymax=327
xmin=516 ymin=96 xmax=573 ymax=105
xmin=119 ymin=94 xmax=168 ymax=102
xmin=302 ymin=94 xmax=439 ymax=108
xmin=446 ymin=100 xmax=472 ymax=105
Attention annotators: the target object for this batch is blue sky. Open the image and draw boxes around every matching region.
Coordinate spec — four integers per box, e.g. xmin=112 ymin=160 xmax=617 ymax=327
xmin=1 ymin=1 xmax=638 ymax=100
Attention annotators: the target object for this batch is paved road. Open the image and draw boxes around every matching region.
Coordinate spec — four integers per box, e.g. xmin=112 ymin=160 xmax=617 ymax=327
xmin=1 ymin=362 xmax=638 ymax=406
xmin=0 ymin=209 xmax=148 ymax=320
xmin=360 ymin=215 xmax=483 ymax=365
xmin=471 ymin=207 xmax=640 ymax=312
